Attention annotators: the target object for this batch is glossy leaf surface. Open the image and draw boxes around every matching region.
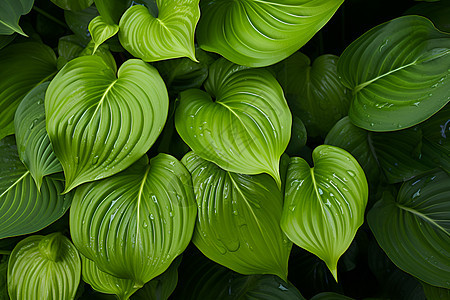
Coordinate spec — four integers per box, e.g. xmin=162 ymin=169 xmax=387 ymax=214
xmin=175 ymin=59 xmax=291 ymax=186
xmin=88 ymin=16 xmax=119 ymax=53
xmin=70 ymin=154 xmax=196 ymax=287
xmin=368 ymin=169 xmax=450 ymax=288
xmin=0 ymin=42 xmax=57 ymax=141
xmin=51 ymin=0 xmax=93 ymax=11
xmin=0 ymin=136 xmax=71 ymax=239
xmin=273 ymin=52 xmax=351 ymax=137
xmin=95 ymin=0 xmax=130 ymax=24
xmin=14 ymin=82 xmax=62 ymax=189
xmin=338 ymin=15 xmax=450 ymax=131
xmin=46 ymin=56 xmax=168 ymax=192
xmin=197 ymin=0 xmax=343 ymax=67
xmin=81 ymin=255 xmax=139 ymax=299
xmin=182 ymin=152 xmax=292 ymax=281
xmin=7 ymin=233 xmax=81 ymax=300
xmin=0 ymin=0 xmax=33 ymax=36
xmin=119 ymin=1 xmax=199 ymax=62
xmin=281 ymin=145 xmax=368 ymax=280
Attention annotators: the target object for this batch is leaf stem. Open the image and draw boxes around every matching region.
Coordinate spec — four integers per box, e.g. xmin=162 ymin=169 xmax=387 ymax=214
xmin=0 ymin=250 xmax=11 ymax=255
xmin=33 ymin=6 xmax=69 ymax=29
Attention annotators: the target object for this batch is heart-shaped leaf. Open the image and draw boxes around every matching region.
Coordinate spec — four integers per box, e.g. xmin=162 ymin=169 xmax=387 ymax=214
xmin=0 ymin=136 xmax=71 ymax=239
xmin=281 ymin=145 xmax=368 ymax=280
xmin=14 ymin=82 xmax=62 ymax=189
xmin=0 ymin=42 xmax=57 ymax=141
xmin=46 ymin=56 xmax=168 ymax=192
xmin=119 ymin=1 xmax=199 ymax=62
xmin=338 ymin=15 xmax=450 ymax=131
xmin=175 ymin=58 xmax=292 ymax=187
xmin=196 ymin=0 xmax=343 ymax=67
xmin=70 ymin=154 xmax=197 ymax=287
xmin=368 ymin=169 xmax=450 ymax=288
xmin=272 ymin=52 xmax=351 ymax=137
xmin=7 ymin=233 xmax=81 ymax=300
xmin=81 ymin=255 xmax=139 ymax=299
xmin=182 ymin=152 xmax=292 ymax=281
xmin=88 ymin=16 xmax=119 ymax=53
xmin=0 ymin=0 xmax=33 ymax=36
xmin=51 ymin=0 xmax=93 ymax=11
xmin=325 ymin=116 xmax=449 ymax=184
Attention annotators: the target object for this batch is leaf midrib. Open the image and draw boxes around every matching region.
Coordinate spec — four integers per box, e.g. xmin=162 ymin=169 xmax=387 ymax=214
xmin=396 ymin=203 xmax=450 ymax=237
xmin=0 ymin=171 xmax=30 ymax=198
xmin=135 ymin=165 xmax=151 ymax=246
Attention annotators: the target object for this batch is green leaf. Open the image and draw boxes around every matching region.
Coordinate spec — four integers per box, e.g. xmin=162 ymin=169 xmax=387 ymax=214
xmin=131 ymin=257 xmax=180 ymax=300
xmin=0 ymin=0 xmax=33 ymax=36
xmin=325 ymin=116 xmax=449 ymax=184
xmin=81 ymin=255 xmax=139 ymax=299
xmin=14 ymin=82 xmax=62 ymax=189
xmin=310 ymin=292 xmax=354 ymax=300
xmin=45 ymin=56 xmax=168 ymax=192
xmin=196 ymin=0 xmax=343 ymax=67
xmin=0 ymin=42 xmax=57 ymax=141
xmin=7 ymin=233 xmax=81 ymax=300
xmin=286 ymin=116 xmax=308 ymax=157
xmin=406 ymin=0 xmax=450 ymax=33
xmin=338 ymin=15 xmax=450 ymax=131
xmin=118 ymin=1 xmax=199 ymax=62
xmin=51 ymin=0 xmax=93 ymax=11
xmin=69 ymin=154 xmax=197 ymax=287
xmin=421 ymin=282 xmax=450 ymax=300
xmin=175 ymin=58 xmax=292 ymax=187
xmin=368 ymin=169 xmax=450 ymax=288
xmin=95 ymin=0 xmax=130 ymax=25
xmin=64 ymin=6 xmax=98 ymax=45
xmin=281 ymin=145 xmax=368 ymax=281
xmin=0 ymin=136 xmax=71 ymax=239
xmin=154 ymin=48 xmax=215 ymax=95
xmin=421 ymin=104 xmax=449 ymax=150
xmin=88 ymin=16 xmax=119 ymax=53
xmin=182 ymin=152 xmax=292 ymax=281
xmin=0 ymin=256 xmax=7 ymax=300
xmin=273 ymin=52 xmax=351 ymax=137
xmin=0 ymin=34 xmax=15 ymax=50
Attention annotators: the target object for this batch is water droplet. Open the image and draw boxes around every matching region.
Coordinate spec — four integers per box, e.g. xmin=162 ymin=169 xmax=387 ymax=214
xmin=278 ymin=283 xmax=288 ymax=291
xmin=149 ymin=214 xmax=154 ymax=220
xmin=142 ymin=221 xmax=148 ymax=229
xmin=29 ymin=122 xmax=34 ymax=129
xmin=68 ymin=115 xmax=75 ymax=125
xmin=318 ymin=188 xmax=324 ymax=195
xmin=412 ymin=190 xmax=421 ymax=199
xmin=169 ymin=211 xmax=173 ymax=217
xmin=289 ymin=205 xmax=296 ymax=212
xmin=347 ymin=170 xmax=356 ymax=177
xmin=92 ymin=155 xmax=99 ymax=165
xmin=232 ymin=210 xmax=238 ymax=216
xmin=370 ymin=123 xmax=374 ymax=127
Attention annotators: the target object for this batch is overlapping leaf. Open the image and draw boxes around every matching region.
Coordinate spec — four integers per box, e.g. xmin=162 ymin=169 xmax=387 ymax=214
xmin=70 ymin=154 xmax=196 ymax=287
xmin=0 ymin=136 xmax=71 ymax=239
xmin=281 ymin=145 xmax=368 ymax=280
xmin=119 ymin=0 xmax=199 ymax=62
xmin=175 ymin=59 xmax=292 ymax=187
xmin=14 ymin=82 xmax=62 ymax=189
xmin=273 ymin=52 xmax=351 ymax=137
xmin=182 ymin=152 xmax=292 ymax=281
xmin=46 ymin=55 xmax=168 ymax=192
xmin=368 ymin=169 xmax=450 ymax=288
xmin=51 ymin=0 xmax=93 ymax=11
xmin=196 ymin=0 xmax=343 ymax=67
xmin=338 ymin=15 xmax=450 ymax=131
xmin=88 ymin=16 xmax=119 ymax=53
xmin=81 ymin=255 xmax=139 ymax=299
xmin=0 ymin=0 xmax=33 ymax=36
xmin=7 ymin=233 xmax=81 ymax=300
xmin=64 ymin=5 xmax=98 ymax=45
xmin=95 ymin=0 xmax=130 ymax=25
xmin=0 ymin=42 xmax=57 ymax=140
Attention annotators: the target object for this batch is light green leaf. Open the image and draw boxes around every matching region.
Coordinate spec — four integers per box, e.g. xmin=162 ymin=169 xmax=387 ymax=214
xmin=281 ymin=145 xmax=368 ymax=281
xmin=175 ymin=58 xmax=292 ymax=187
xmin=14 ymin=82 xmax=62 ymax=189
xmin=7 ymin=233 xmax=81 ymax=300
xmin=69 ymin=154 xmax=197 ymax=287
xmin=64 ymin=5 xmax=98 ymax=45
xmin=88 ymin=16 xmax=119 ymax=53
xmin=338 ymin=15 xmax=450 ymax=131
xmin=0 ymin=136 xmax=71 ymax=239
xmin=81 ymin=255 xmax=139 ymax=299
xmin=130 ymin=257 xmax=180 ymax=300
xmin=0 ymin=0 xmax=33 ymax=36
xmin=325 ymin=116 xmax=449 ymax=184
xmin=182 ymin=152 xmax=292 ymax=281
xmin=45 ymin=56 xmax=168 ymax=192
xmin=51 ymin=0 xmax=93 ymax=11
xmin=119 ymin=1 xmax=199 ymax=62
xmin=273 ymin=52 xmax=351 ymax=137
xmin=368 ymin=169 xmax=450 ymax=288
xmin=0 ymin=42 xmax=57 ymax=141
xmin=196 ymin=0 xmax=343 ymax=67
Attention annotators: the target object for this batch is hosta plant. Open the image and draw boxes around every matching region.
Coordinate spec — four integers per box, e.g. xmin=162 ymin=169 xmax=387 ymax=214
xmin=0 ymin=0 xmax=449 ymax=299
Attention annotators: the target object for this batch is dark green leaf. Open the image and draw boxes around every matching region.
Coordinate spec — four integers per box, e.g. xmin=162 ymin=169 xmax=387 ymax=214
xmin=51 ymin=0 xmax=93 ymax=11
xmin=0 ymin=0 xmax=33 ymax=36
xmin=64 ymin=5 xmax=98 ymax=45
